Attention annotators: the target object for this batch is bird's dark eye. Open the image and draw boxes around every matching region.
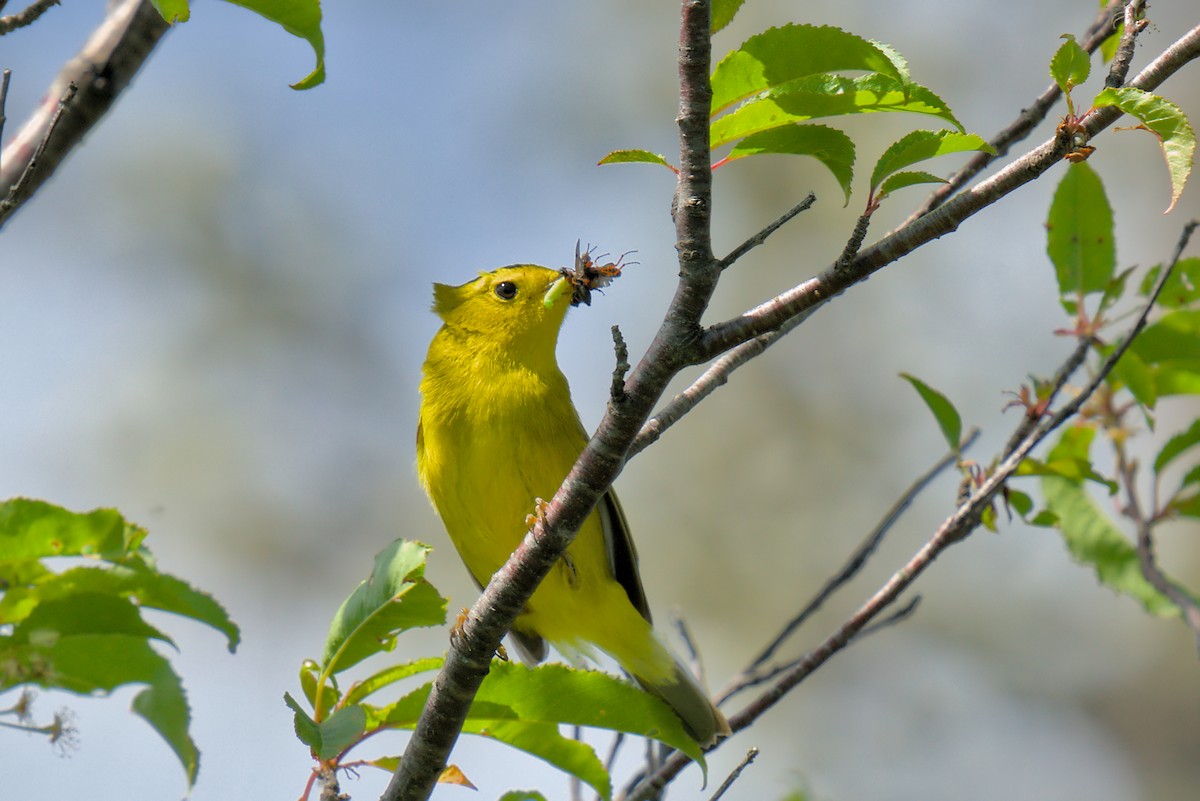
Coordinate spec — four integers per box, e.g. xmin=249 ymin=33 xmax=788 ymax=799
xmin=494 ymin=281 xmax=518 ymax=300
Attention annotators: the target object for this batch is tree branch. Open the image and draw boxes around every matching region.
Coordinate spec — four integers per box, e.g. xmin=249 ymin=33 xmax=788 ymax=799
xmin=0 ymin=0 xmax=170 ymax=230
xmin=381 ymin=3 xmax=720 ymax=799
xmin=907 ymin=0 xmax=1127 ymax=221
xmin=701 ymin=20 xmax=1200 ymax=359
xmin=0 ymin=0 xmax=61 ymax=36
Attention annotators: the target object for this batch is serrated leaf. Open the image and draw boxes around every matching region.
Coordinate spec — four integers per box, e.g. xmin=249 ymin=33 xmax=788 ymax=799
xmin=712 ymin=73 xmax=962 ymax=148
xmin=721 ymin=124 xmax=854 ymax=203
xmin=152 ymin=1 xmax=324 ymax=89
xmin=150 ymin=0 xmax=190 ymax=23
xmin=1050 ymin=34 xmax=1090 ymax=93
xmin=1046 ymin=161 xmax=1116 ymax=306
xmin=316 ymin=704 xmax=367 ymax=760
xmin=321 ymin=540 xmax=447 ymax=674
xmin=343 ymin=656 xmax=445 ymax=706
xmin=284 ymin=691 xmax=322 ymax=751
xmin=4 ymin=629 xmax=200 ymax=784
xmin=1110 ymin=346 xmax=1157 ymax=410
xmin=711 ymin=24 xmax=906 ymax=114
xmin=1093 ymin=87 xmax=1196 ymax=212
xmin=363 ymin=663 xmax=707 ymax=800
xmin=869 ymin=130 xmax=994 ymax=194
xmin=16 ymin=563 xmax=240 ymax=651
xmin=900 ymin=373 xmax=962 ymax=452
xmin=1154 ymin=419 xmax=1200 ymax=474
xmin=1041 ymin=476 xmax=1180 ymax=617
xmin=1130 ymin=310 xmax=1200 ymax=365
xmin=1140 ymin=258 xmax=1200 ymax=308
xmin=877 ymin=170 xmax=946 ymax=199
xmin=1016 ymin=457 xmax=1118 ymax=494
xmin=711 ymin=0 xmax=745 ymax=34
xmin=597 ymin=150 xmax=675 ymax=170
xmin=499 ymin=792 xmax=549 ymax=801
xmin=226 ymin=0 xmax=325 ymax=89
xmin=131 ymin=665 xmax=199 ymax=786
xmin=0 ymin=499 xmax=145 ymax=561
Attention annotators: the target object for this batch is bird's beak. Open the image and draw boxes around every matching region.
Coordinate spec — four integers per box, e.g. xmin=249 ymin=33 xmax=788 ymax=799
xmin=544 ymin=275 xmax=571 ymax=309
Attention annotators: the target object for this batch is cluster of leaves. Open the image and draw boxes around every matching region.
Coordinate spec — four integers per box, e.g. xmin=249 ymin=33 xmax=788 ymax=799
xmin=150 ymin=0 xmax=325 ymax=89
xmin=1050 ymin=34 xmax=1194 ymax=211
xmin=0 ymin=499 xmax=239 ymax=787
xmin=601 ymin=19 xmax=994 ymax=210
xmin=901 ymin=36 xmax=1197 ymax=622
xmin=287 ymin=540 xmax=703 ymax=800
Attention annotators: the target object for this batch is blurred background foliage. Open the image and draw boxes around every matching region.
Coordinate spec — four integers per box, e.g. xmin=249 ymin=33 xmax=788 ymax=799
xmin=3 ymin=1 xmax=1198 ymax=799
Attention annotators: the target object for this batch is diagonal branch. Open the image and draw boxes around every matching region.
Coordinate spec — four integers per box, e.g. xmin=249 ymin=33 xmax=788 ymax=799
xmin=906 ymin=0 xmax=1128 ymax=221
xmin=0 ymin=0 xmax=170 ymax=230
xmin=700 ymin=20 xmax=1200 ymax=360
xmin=624 ymin=213 xmax=1198 ymax=801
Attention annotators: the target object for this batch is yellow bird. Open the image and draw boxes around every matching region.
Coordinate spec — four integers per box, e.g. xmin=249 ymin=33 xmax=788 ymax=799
xmin=417 ymin=264 xmax=729 ymax=745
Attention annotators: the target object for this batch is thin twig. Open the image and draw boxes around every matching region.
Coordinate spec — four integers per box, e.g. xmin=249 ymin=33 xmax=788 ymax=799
xmin=627 ymin=273 xmax=1171 ymax=800
xmin=611 ymin=325 xmax=630 ymax=404
xmin=905 ymin=0 xmax=1126 ymax=221
xmin=1 ymin=82 xmax=76 ymax=213
xmin=742 ymin=428 xmax=978 ymax=675
xmin=1105 ymin=0 xmax=1148 ymax=89
xmin=719 ymin=193 xmax=816 ymax=269
xmin=0 ymin=0 xmax=61 ymax=35
xmin=701 ymin=20 xmax=1200 ymax=359
xmin=1124 ymin=220 xmax=1200 ymax=646
xmin=0 ymin=69 xmax=10 ymax=171
xmin=0 ymin=0 xmax=171 ymax=229
xmin=672 ymin=611 xmax=704 ymax=683
xmin=707 ymin=748 xmax=759 ymax=801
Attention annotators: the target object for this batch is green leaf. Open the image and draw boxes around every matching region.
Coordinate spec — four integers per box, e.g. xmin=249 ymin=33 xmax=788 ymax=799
xmin=4 ymin=630 xmax=200 ymax=784
xmin=0 ymin=499 xmax=145 ymax=561
xmin=597 ymin=150 xmax=675 ymax=170
xmin=363 ymin=663 xmax=707 ymax=800
xmin=711 ymin=0 xmax=745 ymax=34
xmin=1154 ymin=419 xmax=1200 ymax=474
xmin=12 ymin=563 xmax=240 ymax=651
xmin=877 ymin=170 xmax=946 ymax=199
xmin=226 ymin=0 xmax=325 ymax=89
xmin=1046 ymin=161 xmax=1116 ymax=305
xmin=1016 ymin=457 xmax=1118 ymax=494
xmin=316 ymin=704 xmax=368 ymax=760
xmin=131 ymin=665 xmax=199 ymax=786
xmin=343 ymin=656 xmax=444 ymax=706
xmin=499 ymin=793 xmax=549 ymax=801
xmin=721 ymin=124 xmax=855 ymax=203
xmin=1139 ymin=257 xmax=1200 ymax=308
xmin=711 ymin=73 xmax=962 ymax=148
xmin=150 ymin=0 xmax=190 ymax=23
xmin=1180 ymin=462 xmax=1200 ymax=491
xmin=900 ymin=373 xmax=962 ymax=452
xmin=321 ymin=540 xmax=447 ymax=674
xmin=1170 ymin=491 xmax=1200 ymax=518
xmin=284 ymin=691 xmax=322 ymax=751
xmin=149 ymin=1 xmax=325 ymax=89
xmin=869 ymin=130 xmax=994 ymax=195
xmin=1093 ymin=87 xmax=1196 ymax=212
xmin=1005 ymin=488 xmax=1035 ymax=517
xmin=711 ymin=24 xmax=906 ymax=114
xmin=1155 ymin=363 xmax=1200 ymax=396
xmin=1050 ymin=34 xmax=1091 ymax=93
xmin=1109 ymin=346 xmax=1157 ymax=410
xmin=1130 ymin=310 xmax=1200 ymax=365
xmin=1041 ymin=476 xmax=1180 ymax=617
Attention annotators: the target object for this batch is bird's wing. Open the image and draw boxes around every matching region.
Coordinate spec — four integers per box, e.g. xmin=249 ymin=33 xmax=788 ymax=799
xmin=598 ymin=489 xmax=652 ymax=624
